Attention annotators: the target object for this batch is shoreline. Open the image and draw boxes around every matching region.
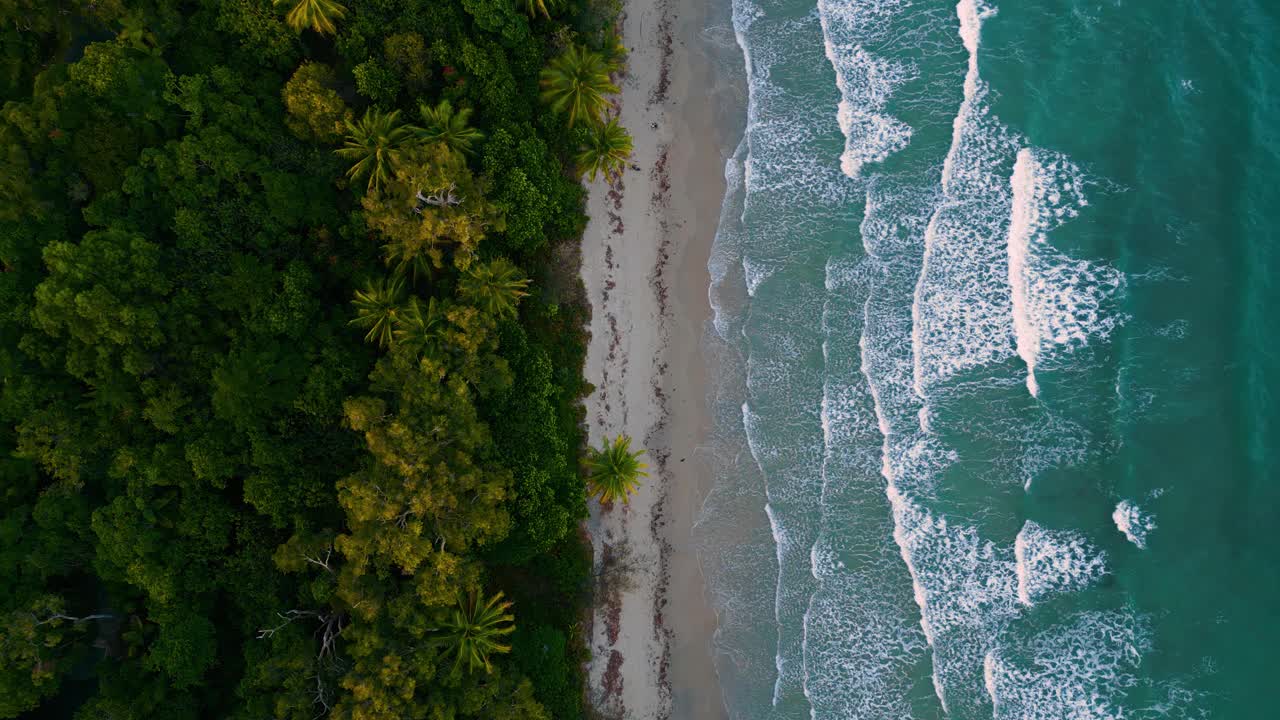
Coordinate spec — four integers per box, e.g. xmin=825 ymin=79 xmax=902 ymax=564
xmin=579 ymin=0 xmax=730 ymax=714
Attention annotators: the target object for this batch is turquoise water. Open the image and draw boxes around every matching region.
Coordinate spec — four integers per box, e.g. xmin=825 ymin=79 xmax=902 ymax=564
xmin=696 ymin=1 xmax=1280 ymax=718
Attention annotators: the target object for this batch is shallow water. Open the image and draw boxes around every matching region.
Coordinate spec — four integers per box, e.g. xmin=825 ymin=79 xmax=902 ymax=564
xmin=696 ymin=1 xmax=1280 ymax=718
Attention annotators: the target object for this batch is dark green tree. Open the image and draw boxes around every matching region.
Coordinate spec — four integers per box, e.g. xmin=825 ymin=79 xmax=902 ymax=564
xmin=352 ymin=58 xmax=401 ymax=105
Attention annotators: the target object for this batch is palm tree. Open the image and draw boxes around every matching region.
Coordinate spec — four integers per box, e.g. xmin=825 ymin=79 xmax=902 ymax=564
xmin=274 ymin=0 xmax=347 ymax=35
xmin=436 ymin=591 xmax=515 ymax=674
xmin=458 ymin=258 xmax=530 ymax=320
xmin=415 ymin=100 xmax=485 ymax=159
xmin=382 ymin=235 xmax=437 ymax=286
xmin=576 ymin=117 xmax=633 ymax=181
xmin=586 ymin=435 xmax=648 ymax=504
xmin=336 ymin=108 xmax=417 ymax=193
xmin=393 ymin=296 xmax=448 ymax=356
xmin=350 ymin=276 xmax=405 ymax=348
xmin=601 ymin=30 xmax=628 ymax=69
xmin=539 ymin=45 xmax=619 ymax=127
xmin=521 ymin=0 xmax=561 ymax=19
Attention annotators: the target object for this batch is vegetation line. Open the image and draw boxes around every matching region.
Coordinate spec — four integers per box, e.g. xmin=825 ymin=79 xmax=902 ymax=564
xmin=0 ymin=0 xmax=637 ymax=718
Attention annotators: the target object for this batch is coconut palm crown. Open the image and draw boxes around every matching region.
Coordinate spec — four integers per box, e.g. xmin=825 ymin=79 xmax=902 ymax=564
xmin=458 ymin=257 xmax=530 ymax=320
xmin=274 ymin=0 xmax=347 ymax=35
xmin=576 ymin=117 xmax=633 ymax=181
xmin=539 ymin=45 xmax=619 ymax=127
xmin=436 ymin=591 xmax=515 ymax=674
xmin=350 ymin=276 xmax=405 ymax=348
xmin=393 ymin=296 xmax=448 ymax=357
xmin=416 ymin=100 xmax=485 ymax=159
xmin=586 ymin=435 xmax=648 ymax=504
xmin=336 ymin=108 xmax=417 ymax=193
xmin=521 ymin=0 xmax=562 ymax=19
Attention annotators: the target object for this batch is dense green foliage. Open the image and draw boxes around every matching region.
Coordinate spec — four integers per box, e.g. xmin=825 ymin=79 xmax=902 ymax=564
xmin=0 ymin=0 xmax=621 ymax=717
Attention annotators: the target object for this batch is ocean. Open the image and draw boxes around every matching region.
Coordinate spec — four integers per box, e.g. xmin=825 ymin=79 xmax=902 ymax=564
xmin=695 ymin=0 xmax=1280 ymax=718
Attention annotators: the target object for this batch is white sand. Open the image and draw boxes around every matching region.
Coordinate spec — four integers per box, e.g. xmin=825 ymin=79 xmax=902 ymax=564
xmin=579 ymin=0 xmax=728 ymax=715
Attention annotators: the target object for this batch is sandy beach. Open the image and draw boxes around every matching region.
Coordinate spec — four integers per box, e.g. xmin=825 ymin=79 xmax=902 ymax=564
xmin=579 ymin=0 xmax=731 ymax=715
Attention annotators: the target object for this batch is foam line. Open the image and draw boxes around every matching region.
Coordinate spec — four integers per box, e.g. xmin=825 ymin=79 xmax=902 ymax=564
xmin=1008 ymin=148 xmax=1041 ymax=396
xmin=1013 ymin=523 xmax=1033 ymax=606
xmin=910 ymin=0 xmax=997 ymax=400
xmin=815 ymin=0 xmax=913 ymax=177
xmin=900 ymin=8 xmax=997 ymax=710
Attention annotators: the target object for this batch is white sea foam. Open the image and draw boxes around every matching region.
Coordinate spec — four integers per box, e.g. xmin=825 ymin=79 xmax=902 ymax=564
xmin=1113 ymin=500 xmax=1157 ymax=549
xmin=804 ymin=251 xmax=931 ymax=719
xmin=892 ymin=491 xmax=1031 ymax=713
xmin=1017 ymin=150 xmax=1126 ymax=361
xmin=1013 ymin=521 xmax=1108 ymax=606
xmin=911 ymin=0 xmax=1125 ymax=398
xmin=702 ymin=0 xmax=874 ymax=715
xmin=816 ymin=0 xmax=915 ymax=177
xmin=1154 ymin=319 xmax=1189 ymax=339
xmin=742 ymin=257 xmax=773 ymax=297
xmin=708 ymin=145 xmax=749 ymax=343
xmin=731 ymin=2 xmax=869 ymax=709
xmin=859 ymin=176 xmax=958 ymax=714
xmin=986 ymin=610 xmax=1153 ymax=720
xmin=864 ymin=1 xmax=1147 ymax=712
xmin=983 ymin=651 xmax=999 ymax=708
xmin=763 ymin=499 xmax=786 ymax=707
xmin=911 ymin=0 xmax=1016 ymax=398
xmin=711 ymin=0 xmax=1152 ymax=715
xmin=1008 ymin=149 xmax=1042 ymax=396
xmin=865 ymin=185 xmax=1127 ymax=716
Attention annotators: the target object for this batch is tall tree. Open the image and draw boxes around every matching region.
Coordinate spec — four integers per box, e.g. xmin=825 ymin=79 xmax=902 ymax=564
xmin=576 ymin=117 xmax=633 ymax=181
xmin=586 ymin=435 xmax=648 ymax=504
xmin=274 ymin=0 xmax=347 ymax=35
xmin=458 ymin=258 xmax=529 ymax=320
xmin=336 ymin=108 xmax=417 ymax=193
xmin=539 ymin=45 xmax=618 ymax=127
xmin=436 ymin=591 xmax=515 ymax=674
xmin=416 ymin=100 xmax=485 ymax=159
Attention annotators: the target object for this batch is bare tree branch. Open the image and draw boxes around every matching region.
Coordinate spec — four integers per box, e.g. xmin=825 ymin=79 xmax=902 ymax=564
xmin=310 ymin=671 xmax=331 ymax=720
xmin=36 ymin=613 xmax=113 ymax=626
xmin=415 ymin=184 xmax=463 ymax=208
xmin=303 ymin=547 xmax=334 ymax=574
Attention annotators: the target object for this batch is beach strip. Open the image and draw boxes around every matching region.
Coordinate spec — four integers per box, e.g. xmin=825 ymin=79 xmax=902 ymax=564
xmin=579 ymin=0 xmax=729 ymax=715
